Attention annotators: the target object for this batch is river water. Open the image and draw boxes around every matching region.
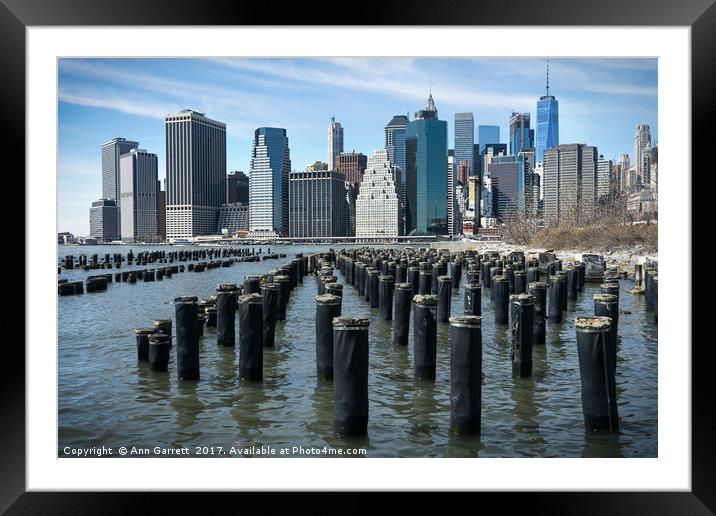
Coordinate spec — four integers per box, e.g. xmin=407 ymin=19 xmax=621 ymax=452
xmin=57 ymin=244 xmax=657 ymax=458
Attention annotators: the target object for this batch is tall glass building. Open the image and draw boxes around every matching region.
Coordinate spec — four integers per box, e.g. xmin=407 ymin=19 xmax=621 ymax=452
xmin=509 ymin=112 xmax=534 ymax=156
xmin=478 ymin=125 xmax=500 ymax=155
xmin=405 ymin=94 xmax=448 ymax=235
xmin=248 ymin=127 xmax=291 ymax=237
xmin=536 ymin=95 xmax=559 ymax=162
xmin=454 ymin=113 xmax=475 ymax=179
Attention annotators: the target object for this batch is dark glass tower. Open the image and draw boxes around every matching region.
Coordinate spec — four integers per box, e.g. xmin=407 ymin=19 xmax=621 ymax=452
xmin=509 ymin=112 xmax=534 ymax=156
xmin=405 ymin=93 xmax=448 ymax=235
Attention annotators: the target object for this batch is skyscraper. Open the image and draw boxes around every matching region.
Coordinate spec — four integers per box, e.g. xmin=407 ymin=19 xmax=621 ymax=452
xmin=634 ymin=124 xmax=652 ymax=184
xmin=478 ymin=125 xmax=500 ymax=155
xmin=386 ymin=114 xmax=409 ymax=234
xmin=226 ymin=171 xmax=249 ymax=204
xmin=165 ymin=109 xmax=226 ymax=239
xmin=120 ymin=148 xmax=159 ymax=243
xmin=356 ymin=149 xmax=401 ymax=237
xmin=327 ymin=117 xmax=344 ymax=169
xmin=454 ymin=112 xmax=475 ymax=179
xmin=335 ymin=151 xmax=367 ymax=185
xmin=509 ymin=112 xmax=534 ymax=156
xmin=597 ymin=155 xmax=613 ymax=202
xmin=487 ymin=152 xmax=535 ymax=220
xmin=447 ymin=149 xmax=455 ymax=236
xmin=100 ymin=137 xmax=138 ymax=239
xmin=89 ymin=199 xmax=120 ymax=242
xmin=536 ymin=62 xmax=559 ymax=162
xmin=101 ymin=137 xmax=139 ymax=202
xmin=248 ymin=127 xmax=291 ymax=237
xmin=543 ymin=143 xmax=598 ymax=224
xmin=385 ymin=114 xmax=408 ymax=176
xmin=405 ymin=93 xmax=448 ymax=235
xmin=289 ymin=170 xmax=347 ymax=238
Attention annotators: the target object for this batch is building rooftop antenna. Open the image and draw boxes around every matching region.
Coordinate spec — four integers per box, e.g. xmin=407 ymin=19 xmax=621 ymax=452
xmin=546 ymin=59 xmax=550 ymax=97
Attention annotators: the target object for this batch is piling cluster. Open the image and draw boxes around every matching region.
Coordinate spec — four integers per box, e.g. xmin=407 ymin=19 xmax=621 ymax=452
xmin=122 ymin=243 xmax=655 ymax=441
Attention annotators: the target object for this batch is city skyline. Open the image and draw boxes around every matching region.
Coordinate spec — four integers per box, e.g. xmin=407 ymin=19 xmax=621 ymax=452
xmin=59 ymin=57 xmax=658 ymax=235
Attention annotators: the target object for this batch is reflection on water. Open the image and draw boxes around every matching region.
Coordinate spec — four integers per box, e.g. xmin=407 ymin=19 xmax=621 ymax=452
xmin=58 ymin=244 xmax=657 ymax=457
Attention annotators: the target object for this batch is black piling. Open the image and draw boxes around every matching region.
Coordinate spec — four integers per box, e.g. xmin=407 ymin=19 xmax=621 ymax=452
xmin=513 ymin=270 xmax=527 ymax=294
xmin=492 ymin=275 xmax=509 ymax=325
xmin=216 ymin=285 xmax=238 ymax=347
xmin=464 ymin=282 xmax=481 ymax=316
xmin=575 ymin=316 xmax=618 ymax=432
xmin=148 ymin=333 xmax=170 ymax=372
xmin=548 ymin=275 xmax=565 ymax=323
xmin=449 ymin=315 xmax=482 ymax=435
xmin=175 ymin=296 xmax=200 ymax=380
xmin=418 ymin=270 xmax=432 ymax=295
xmin=393 ymin=283 xmax=412 ymax=346
xmin=566 ymin=267 xmax=578 ymax=301
xmin=332 ymin=316 xmax=370 ymax=437
xmin=238 ymin=293 xmax=263 ymax=381
xmin=436 ymin=275 xmax=452 ymax=323
xmin=134 ymin=328 xmax=154 ymax=361
xmin=261 ymin=283 xmax=280 ymax=347
xmin=315 ymin=294 xmax=342 ymax=380
xmin=413 ymin=294 xmax=438 ymax=380
xmin=274 ymin=275 xmax=291 ymax=321
xmin=378 ymin=275 xmax=394 ymax=321
xmin=510 ymin=294 xmax=535 ymax=377
xmin=528 ymin=282 xmax=547 ymax=345
xmin=594 ymin=293 xmax=619 ymax=357
xmin=365 ymin=269 xmax=378 ymax=308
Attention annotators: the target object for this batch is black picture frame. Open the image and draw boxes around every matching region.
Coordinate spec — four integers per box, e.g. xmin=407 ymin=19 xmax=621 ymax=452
xmin=5 ymin=0 xmax=712 ymax=511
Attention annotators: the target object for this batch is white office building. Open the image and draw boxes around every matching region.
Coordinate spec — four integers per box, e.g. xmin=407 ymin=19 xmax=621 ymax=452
xmin=355 ymin=149 xmax=400 ymax=237
xmin=165 ymin=109 xmax=226 ymax=239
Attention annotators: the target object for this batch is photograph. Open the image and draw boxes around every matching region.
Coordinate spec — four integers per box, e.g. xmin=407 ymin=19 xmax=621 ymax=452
xmin=56 ymin=56 xmax=659 ymax=459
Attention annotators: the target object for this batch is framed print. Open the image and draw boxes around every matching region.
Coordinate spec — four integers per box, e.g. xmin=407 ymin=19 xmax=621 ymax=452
xmin=7 ymin=0 xmax=714 ymax=511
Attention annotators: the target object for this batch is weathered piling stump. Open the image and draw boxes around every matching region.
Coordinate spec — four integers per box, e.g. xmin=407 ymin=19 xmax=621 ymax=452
xmin=261 ymin=283 xmax=280 ymax=347
xmin=243 ymin=275 xmax=261 ymax=295
xmin=566 ymin=267 xmax=578 ymax=301
xmin=594 ymin=293 xmax=619 ymax=357
xmin=510 ymin=294 xmax=535 ymax=377
xmin=332 ymin=316 xmax=370 ymax=437
xmin=492 ymin=275 xmax=509 ymax=324
xmin=315 ymin=294 xmax=342 ymax=380
xmin=418 ymin=270 xmax=432 ymax=295
xmin=437 ymin=275 xmax=452 ymax=323
xmin=378 ymin=275 xmax=394 ymax=321
xmin=464 ymin=282 xmax=481 ymax=316
xmin=274 ymin=275 xmax=291 ymax=321
xmin=513 ymin=270 xmax=527 ymax=294
xmin=205 ymin=306 xmax=217 ymax=328
xmin=134 ymin=328 xmax=154 ymax=361
xmin=548 ymin=275 xmax=565 ymax=323
xmin=175 ymin=296 xmax=200 ymax=380
xmin=449 ymin=315 xmax=482 ymax=435
xmin=216 ymin=285 xmax=238 ymax=347
xmin=238 ymin=293 xmax=263 ymax=381
xmin=413 ymin=294 xmax=438 ymax=380
xmin=148 ymin=333 xmax=171 ymax=372
xmin=393 ymin=283 xmax=412 ymax=346
xmin=528 ymin=282 xmax=547 ymax=345
xmin=575 ymin=316 xmax=618 ymax=432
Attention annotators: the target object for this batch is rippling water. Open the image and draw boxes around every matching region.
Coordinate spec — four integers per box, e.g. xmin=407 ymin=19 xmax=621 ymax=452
xmin=58 ymin=244 xmax=657 ymax=458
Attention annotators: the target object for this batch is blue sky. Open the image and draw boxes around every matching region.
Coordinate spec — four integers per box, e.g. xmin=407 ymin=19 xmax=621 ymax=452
xmin=58 ymin=57 xmax=658 ymax=235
